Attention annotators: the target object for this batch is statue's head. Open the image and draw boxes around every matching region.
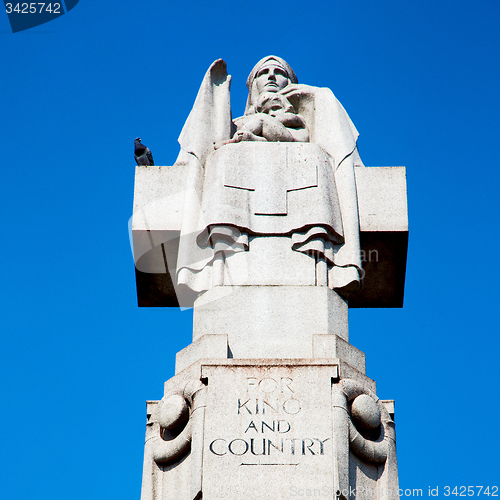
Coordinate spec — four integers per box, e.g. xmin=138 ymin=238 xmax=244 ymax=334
xmin=245 ymin=56 xmax=298 ymax=115
xmin=255 ymin=61 xmax=290 ymax=93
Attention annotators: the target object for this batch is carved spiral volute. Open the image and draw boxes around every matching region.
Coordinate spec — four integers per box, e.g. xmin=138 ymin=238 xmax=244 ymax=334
xmin=147 ymin=380 xmax=205 ymax=465
xmin=340 ymin=379 xmax=396 ymax=464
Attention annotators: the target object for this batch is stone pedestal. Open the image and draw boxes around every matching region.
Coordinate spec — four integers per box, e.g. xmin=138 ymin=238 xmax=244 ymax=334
xmin=192 ymin=286 xmax=348 ymax=359
xmin=141 ymin=357 xmax=398 ymax=500
xmin=142 ymin=287 xmax=396 ymax=500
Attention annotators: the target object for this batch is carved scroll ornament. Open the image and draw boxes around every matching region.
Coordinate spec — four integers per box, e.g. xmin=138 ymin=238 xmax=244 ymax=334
xmin=147 ymin=380 xmax=206 ymax=465
xmin=340 ymin=378 xmax=396 ymax=464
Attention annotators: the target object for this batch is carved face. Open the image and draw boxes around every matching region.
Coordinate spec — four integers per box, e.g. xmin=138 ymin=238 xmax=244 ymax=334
xmin=255 ymin=63 xmax=289 ymax=94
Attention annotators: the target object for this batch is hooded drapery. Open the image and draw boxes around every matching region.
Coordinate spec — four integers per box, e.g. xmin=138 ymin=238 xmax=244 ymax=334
xmin=174 ymin=57 xmax=363 ymax=305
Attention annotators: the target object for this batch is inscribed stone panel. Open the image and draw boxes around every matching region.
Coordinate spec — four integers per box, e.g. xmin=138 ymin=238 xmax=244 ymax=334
xmin=201 ymin=364 xmax=337 ymax=499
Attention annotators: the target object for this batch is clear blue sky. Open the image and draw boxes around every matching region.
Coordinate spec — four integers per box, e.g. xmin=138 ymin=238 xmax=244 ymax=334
xmin=1 ymin=0 xmax=499 ymax=498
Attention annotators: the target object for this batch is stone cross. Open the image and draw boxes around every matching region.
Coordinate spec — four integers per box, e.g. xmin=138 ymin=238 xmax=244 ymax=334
xmin=223 ymin=143 xmax=319 ymax=215
xmin=132 ymin=162 xmax=408 ymax=308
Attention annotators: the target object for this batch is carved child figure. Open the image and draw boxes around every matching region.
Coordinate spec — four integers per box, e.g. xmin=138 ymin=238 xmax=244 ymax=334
xmin=230 ymin=91 xmax=310 ymax=143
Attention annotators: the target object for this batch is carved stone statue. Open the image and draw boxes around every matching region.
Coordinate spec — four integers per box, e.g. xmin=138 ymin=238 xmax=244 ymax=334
xmin=226 ymin=57 xmax=309 ymax=144
xmin=173 ymin=56 xmax=364 ymax=305
xmin=135 ymin=56 xmax=407 ymax=500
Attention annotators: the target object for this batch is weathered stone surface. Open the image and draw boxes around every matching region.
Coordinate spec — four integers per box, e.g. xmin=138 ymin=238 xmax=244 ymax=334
xmin=175 ymin=334 xmax=228 ymax=373
xmin=313 ymin=334 xmax=366 ymax=374
xmin=202 ymin=363 xmax=337 ymax=499
xmin=351 ymin=394 xmax=382 ymax=429
xmin=355 ymin=166 xmax=408 ymax=232
xmin=223 ymin=235 xmax=317 ymax=286
xmin=351 ymin=165 xmax=408 ymax=308
xmin=141 ymin=359 xmax=395 ymax=500
xmin=192 ymin=286 xmax=348 ymax=359
xmin=381 ymin=400 xmax=395 ymax=420
xmin=176 ymin=332 xmax=366 ymax=376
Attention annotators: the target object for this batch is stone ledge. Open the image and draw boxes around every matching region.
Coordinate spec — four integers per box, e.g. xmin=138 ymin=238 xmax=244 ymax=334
xmin=312 ymin=334 xmax=366 ymax=374
xmin=165 ymin=357 xmax=376 ymax=395
xmin=176 ymin=334 xmax=229 ymax=374
xmin=193 ymin=286 xmax=348 ymax=359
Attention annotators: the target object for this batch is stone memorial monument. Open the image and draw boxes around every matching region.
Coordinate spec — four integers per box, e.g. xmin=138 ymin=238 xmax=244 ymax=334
xmin=132 ymin=56 xmax=408 ymax=500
